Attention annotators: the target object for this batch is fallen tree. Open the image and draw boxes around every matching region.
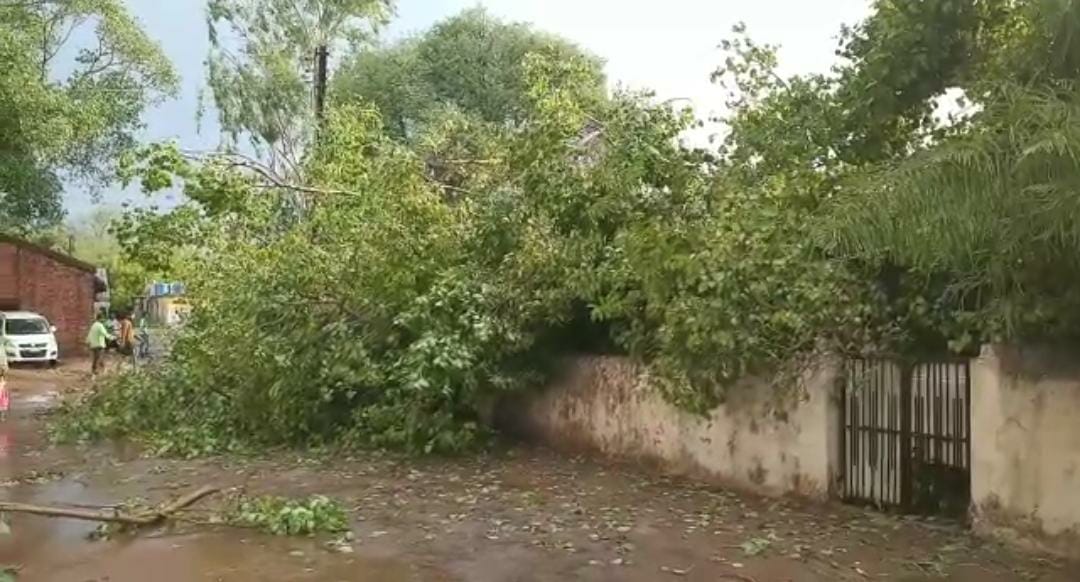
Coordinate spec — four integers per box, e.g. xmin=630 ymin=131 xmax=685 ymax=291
xmin=54 ymin=1 xmax=1080 ymax=458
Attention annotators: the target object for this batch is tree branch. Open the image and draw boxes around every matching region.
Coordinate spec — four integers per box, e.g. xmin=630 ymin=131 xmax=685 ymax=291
xmin=0 ymin=486 xmax=220 ymax=526
xmin=182 ymin=150 xmax=361 ymax=197
xmin=50 ymin=17 xmax=82 ymax=62
xmin=422 ymin=173 xmax=474 ymax=196
xmin=287 ymin=0 xmax=314 ymax=45
xmin=81 ymin=51 xmax=118 ymax=78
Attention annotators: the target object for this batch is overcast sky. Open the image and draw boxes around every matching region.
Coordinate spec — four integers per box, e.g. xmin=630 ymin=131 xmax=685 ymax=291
xmin=63 ymin=0 xmax=871 ymax=218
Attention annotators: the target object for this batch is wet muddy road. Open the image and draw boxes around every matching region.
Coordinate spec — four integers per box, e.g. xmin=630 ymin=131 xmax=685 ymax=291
xmin=0 ymin=365 xmax=1075 ymax=581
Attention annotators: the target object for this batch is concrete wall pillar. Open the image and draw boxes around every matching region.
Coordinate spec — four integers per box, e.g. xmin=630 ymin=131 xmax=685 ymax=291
xmin=969 ymin=344 xmax=1080 ymax=559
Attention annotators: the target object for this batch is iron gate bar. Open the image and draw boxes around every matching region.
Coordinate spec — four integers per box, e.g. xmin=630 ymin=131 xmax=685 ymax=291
xmin=862 ymin=363 xmax=868 ymax=503
xmin=932 ymin=363 xmax=939 ymax=464
xmin=930 ymin=364 xmax=936 ymax=463
xmin=886 ymin=383 xmax=893 ymax=504
xmin=900 ymin=362 xmax=912 ymax=507
xmin=955 ymin=363 xmax=963 ymax=466
xmin=839 ymin=362 xmax=846 ymax=498
xmin=956 ymin=363 xmax=964 ymax=462
xmin=870 ymin=362 xmax=877 ymax=504
xmin=861 ymin=360 xmax=869 ymax=502
xmin=933 ymin=363 xmax=939 ymax=464
xmin=857 ymin=360 xmax=864 ymax=501
xmin=941 ymin=363 xmax=948 ymax=464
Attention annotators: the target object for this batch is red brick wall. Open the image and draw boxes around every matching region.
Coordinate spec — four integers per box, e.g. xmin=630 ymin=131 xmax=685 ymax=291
xmin=0 ymin=242 xmax=96 ymax=357
xmin=0 ymin=244 xmax=17 ymax=306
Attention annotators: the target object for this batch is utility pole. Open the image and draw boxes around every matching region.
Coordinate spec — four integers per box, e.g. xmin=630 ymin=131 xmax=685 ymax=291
xmin=313 ymin=45 xmax=329 ymax=129
xmin=307 ymin=44 xmax=330 ymax=219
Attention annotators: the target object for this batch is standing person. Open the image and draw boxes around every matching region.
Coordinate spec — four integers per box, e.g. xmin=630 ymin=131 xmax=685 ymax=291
xmin=0 ymin=332 xmax=7 ymax=376
xmin=118 ymin=312 xmax=136 ymax=366
xmin=87 ymin=312 xmax=113 ymax=376
xmin=134 ymin=312 xmax=150 ymax=364
xmin=0 ymin=334 xmax=9 ymax=422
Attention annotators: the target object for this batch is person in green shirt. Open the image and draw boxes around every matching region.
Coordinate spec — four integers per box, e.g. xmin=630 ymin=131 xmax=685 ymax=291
xmin=0 ymin=334 xmax=8 ymax=377
xmin=86 ymin=311 xmax=113 ymax=376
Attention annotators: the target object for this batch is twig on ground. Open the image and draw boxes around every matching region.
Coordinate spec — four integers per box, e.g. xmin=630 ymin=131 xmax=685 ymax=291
xmin=0 ymin=485 xmax=219 ymax=526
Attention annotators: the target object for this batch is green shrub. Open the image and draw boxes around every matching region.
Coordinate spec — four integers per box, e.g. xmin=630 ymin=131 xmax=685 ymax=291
xmin=227 ymin=495 xmax=349 ymax=536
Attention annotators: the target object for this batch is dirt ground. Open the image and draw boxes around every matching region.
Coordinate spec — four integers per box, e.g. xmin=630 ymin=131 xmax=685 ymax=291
xmin=0 ymin=365 xmax=1076 ymax=582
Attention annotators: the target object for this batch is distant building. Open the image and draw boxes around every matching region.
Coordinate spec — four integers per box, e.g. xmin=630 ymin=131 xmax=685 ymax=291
xmin=139 ymin=281 xmax=190 ymax=326
xmin=0 ymin=234 xmax=106 ymax=355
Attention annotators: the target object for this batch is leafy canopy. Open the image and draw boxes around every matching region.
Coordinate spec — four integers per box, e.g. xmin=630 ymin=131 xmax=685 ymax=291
xmin=205 ymin=0 xmax=392 ymax=174
xmin=828 ymin=0 xmax=1080 ymax=346
xmin=0 ymin=0 xmax=176 ymax=232
xmin=333 ymin=8 xmax=606 ymax=141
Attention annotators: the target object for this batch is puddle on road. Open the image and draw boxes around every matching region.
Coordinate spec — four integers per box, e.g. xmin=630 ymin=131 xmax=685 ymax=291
xmin=0 ymin=457 xmax=417 ymax=581
xmin=0 ymin=464 xmax=419 ymax=581
xmin=3 ymin=529 xmax=417 ymax=582
xmin=0 ymin=370 xmax=419 ymax=582
xmin=18 ymin=393 xmax=58 ymax=407
xmin=4 ymin=520 xmax=419 ymax=580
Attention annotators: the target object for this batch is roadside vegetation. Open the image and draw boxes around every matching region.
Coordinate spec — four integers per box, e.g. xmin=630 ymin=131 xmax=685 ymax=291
xmin=13 ymin=1 xmax=1080 ymax=455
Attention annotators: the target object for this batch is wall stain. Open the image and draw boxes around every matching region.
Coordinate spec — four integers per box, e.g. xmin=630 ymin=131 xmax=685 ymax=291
xmin=748 ymin=459 xmax=767 ymax=486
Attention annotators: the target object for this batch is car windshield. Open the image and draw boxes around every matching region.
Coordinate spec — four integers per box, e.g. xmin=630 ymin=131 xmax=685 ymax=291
xmin=4 ymin=318 xmax=49 ymax=335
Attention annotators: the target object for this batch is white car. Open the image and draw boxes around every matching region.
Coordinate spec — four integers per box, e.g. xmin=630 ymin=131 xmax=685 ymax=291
xmin=1 ymin=311 xmax=59 ymax=366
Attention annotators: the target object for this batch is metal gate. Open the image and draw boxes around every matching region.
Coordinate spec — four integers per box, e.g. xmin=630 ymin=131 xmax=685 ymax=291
xmin=840 ymin=357 xmax=971 ymax=516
